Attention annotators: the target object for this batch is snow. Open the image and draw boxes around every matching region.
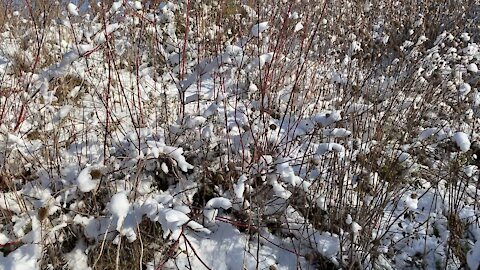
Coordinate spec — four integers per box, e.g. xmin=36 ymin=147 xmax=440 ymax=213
xmin=205 ymin=197 xmax=232 ymax=209
xmin=234 ymin=175 xmax=247 ymax=199
xmin=276 ymin=158 xmax=303 ymax=186
xmin=0 ymin=244 xmax=40 ymax=270
xmin=313 ymin=110 xmax=342 ymax=126
xmin=313 ymin=232 xmax=340 ymax=259
xmin=5 ymin=133 xmax=23 ymax=145
xmin=163 ymin=146 xmax=193 ymax=172
xmin=464 ymin=165 xmax=477 ymax=177
xmin=110 ymin=1 xmax=123 ymax=13
xmin=351 ymin=222 xmax=362 ymax=236
xmin=108 ymin=192 xmax=131 ymax=231
xmin=405 ymin=195 xmax=418 ymax=210
xmin=159 ymin=208 xmax=210 ymax=239
xmin=346 ymin=214 xmax=352 ymax=225
xmin=76 ymin=166 xmax=100 ymax=193
xmin=159 ymin=208 xmax=190 ymax=238
xmin=458 ymin=83 xmax=471 ymax=97
xmin=294 ymin=22 xmax=303 ymax=33
xmin=323 ymin=128 xmax=351 ymax=137
xmin=53 ymin=105 xmax=73 ymax=123
xmin=468 ymin=239 xmax=480 ymax=270
xmin=0 ymin=216 xmax=42 ymax=270
xmin=346 ymin=103 xmax=370 ymax=114
xmin=204 ymin=197 xmax=232 ymax=222
xmin=467 ymin=63 xmax=478 ymax=73
xmin=161 ymin=162 xmax=169 ymax=173
xmin=459 ymin=205 xmax=475 ymax=220
xmin=349 ymin=41 xmax=362 ymax=55
xmin=133 ymin=1 xmax=142 ymax=10
xmin=453 ymin=132 xmax=471 ymax=152
xmin=417 ymin=127 xmax=439 ymax=141
xmin=248 ymin=83 xmax=258 ymax=92
xmin=67 ymin=3 xmax=79 ymax=16
xmin=251 ymin=22 xmax=269 ymax=37
xmin=397 ymin=152 xmax=410 ymax=163
xmin=249 ymin=52 xmax=274 ymax=69
xmin=460 ymin=32 xmax=471 ymax=42
xmin=316 ymin=143 xmax=345 ymax=157
xmin=64 ymin=241 xmax=91 ymax=270
xmin=0 ymin=2 xmax=478 ymax=269
xmin=271 ymin=180 xmax=292 ymax=199
xmin=173 ymin=222 xmax=308 ymax=270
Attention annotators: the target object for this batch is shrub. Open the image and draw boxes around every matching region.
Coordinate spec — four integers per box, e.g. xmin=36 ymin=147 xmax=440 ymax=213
xmin=0 ymin=0 xmax=479 ymax=269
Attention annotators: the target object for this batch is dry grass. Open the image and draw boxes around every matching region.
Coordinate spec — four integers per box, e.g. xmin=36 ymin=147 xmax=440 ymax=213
xmin=89 ymin=220 xmax=166 ymax=270
xmin=0 ymin=3 xmax=7 ymax=33
xmin=51 ymin=75 xmax=87 ymax=105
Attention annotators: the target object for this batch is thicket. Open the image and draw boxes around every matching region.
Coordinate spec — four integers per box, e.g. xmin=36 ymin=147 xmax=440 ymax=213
xmin=0 ymin=0 xmax=479 ymax=269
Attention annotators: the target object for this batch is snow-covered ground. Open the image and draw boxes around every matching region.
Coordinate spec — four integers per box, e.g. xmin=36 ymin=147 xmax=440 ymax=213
xmin=0 ymin=1 xmax=479 ymax=269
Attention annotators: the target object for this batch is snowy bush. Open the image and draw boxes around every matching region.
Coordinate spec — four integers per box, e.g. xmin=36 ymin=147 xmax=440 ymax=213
xmin=0 ymin=0 xmax=479 ymax=269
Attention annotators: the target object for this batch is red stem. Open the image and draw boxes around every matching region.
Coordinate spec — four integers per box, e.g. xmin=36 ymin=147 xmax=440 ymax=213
xmin=180 ymin=0 xmax=191 ymax=81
